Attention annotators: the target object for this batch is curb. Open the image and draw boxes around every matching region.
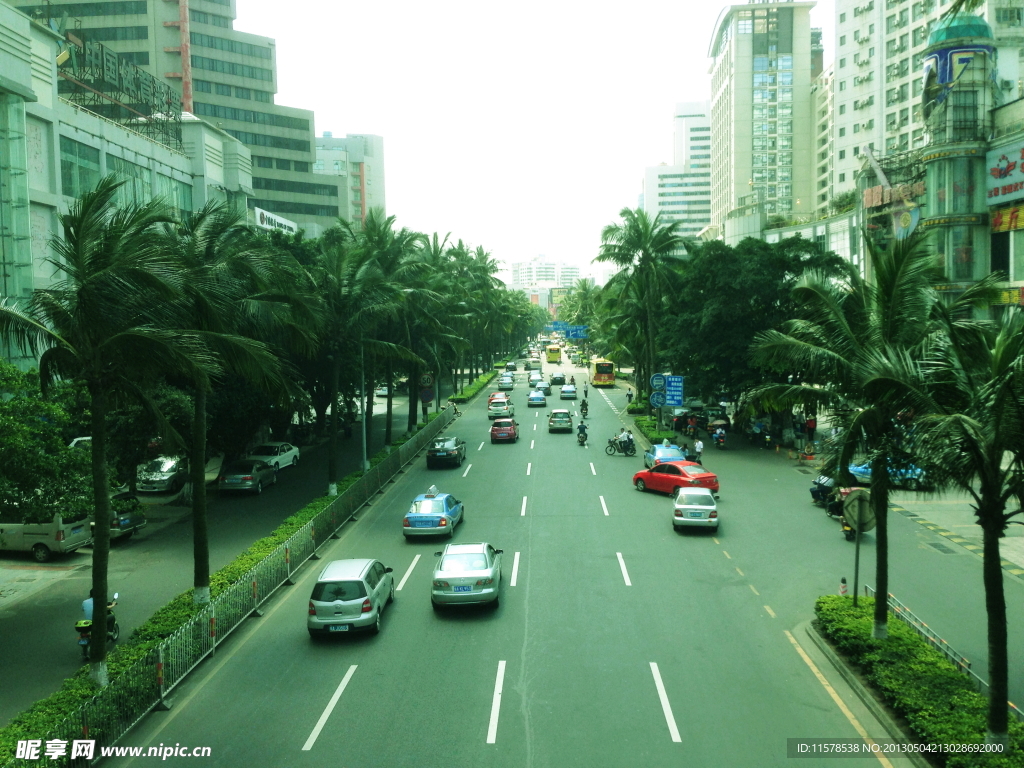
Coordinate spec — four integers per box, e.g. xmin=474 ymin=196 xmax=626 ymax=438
xmin=802 ymin=620 xmax=933 ymax=768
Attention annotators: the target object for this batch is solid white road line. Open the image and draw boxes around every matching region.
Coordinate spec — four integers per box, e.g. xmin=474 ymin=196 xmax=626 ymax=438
xmin=486 ymin=660 xmax=507 ymax=744
xmin=520 ymin=496 xmax=527 ymax=517
xmin=396 ymin=555 xmax=420 ymax=591
xmin=526 ymin=463 xmax=532 ymax=476
xmin=616 ymin=552 xmax=632 ymax=586
xmin=530 ymin=440 xmax=535 ymax=449
xmin=649 ymin=663 xmax=682 ymax=743
xmin=462 ymin=463 xmax=472 ymax=478
xmin=510 ymin=551 xmax=521 ymax=586
xmin=303 ymin=665 xmax=358 ymax=750
xmin=600 ymin=496 xmax=609 ymax=516
xmin=478 ymin=442 xmax=484 ymax=451
xmin=590 ymin=462 xmax=596 ymax=475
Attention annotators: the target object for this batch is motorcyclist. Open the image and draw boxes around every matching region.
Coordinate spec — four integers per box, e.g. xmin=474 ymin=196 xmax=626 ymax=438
xmin=83 ymin=589 xmax=116 ymax=633
xmin=570 ymin=376 xmax=576 ymax=386
xmin=580 ymin=398 xmax=589 ymax=417
xmin=714 ymin=427 xmax=726 ymax=445
xmin=617 ymin=428 xmax=630 ymax=451
xmin=577 ymin=421 xmax=589 ymax=444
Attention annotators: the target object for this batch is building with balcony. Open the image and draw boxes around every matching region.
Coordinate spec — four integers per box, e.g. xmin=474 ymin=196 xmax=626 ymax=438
xmin=313 ymin=132 xmax=386 ymax=227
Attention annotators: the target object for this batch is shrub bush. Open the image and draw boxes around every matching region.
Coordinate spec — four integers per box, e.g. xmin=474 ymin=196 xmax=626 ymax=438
xmin=815 ymin=595 xmax=1024 ymax=767
xmin=632 ymin=416 xmax=677 ymax=445
xmin=448 ymin=371 xmax=497 ymax=403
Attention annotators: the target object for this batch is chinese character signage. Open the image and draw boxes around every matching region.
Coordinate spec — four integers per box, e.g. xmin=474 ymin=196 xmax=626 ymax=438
xmin=991 ymin=205 xmax=1024 ymax=233
xmin=986 ymin=144 xmax=1024 ymax=205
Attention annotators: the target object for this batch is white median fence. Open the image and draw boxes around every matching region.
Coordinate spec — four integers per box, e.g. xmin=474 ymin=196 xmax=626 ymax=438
xmin=4 ymin=407 xmax=457 ymax=767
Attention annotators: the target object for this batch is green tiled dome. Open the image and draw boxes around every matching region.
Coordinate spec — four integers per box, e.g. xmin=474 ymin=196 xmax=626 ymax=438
xmin=928 ymin=13 xmax=993 ymax=45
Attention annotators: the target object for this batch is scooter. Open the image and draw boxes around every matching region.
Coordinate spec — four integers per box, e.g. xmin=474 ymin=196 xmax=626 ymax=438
xmin=605 ymin=438 xmax=637 ymax=457
xmin=76 ymin=593 xmax=119 ymax=660
xmin=580 ymin=403 xmax=589 ymax=419
xmin=713 ymin=432 xmax=726 ymax=450
xmin=823 ymin=495 xmax=858 ymax=541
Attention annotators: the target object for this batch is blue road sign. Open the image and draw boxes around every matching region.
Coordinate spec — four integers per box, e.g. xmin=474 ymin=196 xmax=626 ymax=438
xmin=552 ymin=321 xmax=569 ymax=330
xmin=649 ymin=391 xmax=667 ymax=408
xmin=664 ymin=376 xmax=684 ymax=407
xmin=544 ymin=323 xmax=555 ymax=331
xmin=567 ymin=326 xmax=589 ymax=339
xmin=650 ymin=374 xmax=666 ymax=391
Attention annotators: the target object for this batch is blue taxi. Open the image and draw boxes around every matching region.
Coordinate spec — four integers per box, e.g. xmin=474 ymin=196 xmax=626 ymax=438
xmin=403 ymin=486 xmax=464 ymax=539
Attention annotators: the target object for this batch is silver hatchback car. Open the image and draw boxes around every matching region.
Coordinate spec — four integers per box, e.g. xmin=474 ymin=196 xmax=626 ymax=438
xmin=431 ymin=542 xmax=503 ymax=609
xmin=672 ymin=487 xmax=719 ymax=531
xmin=307 ymin=558 xmax=394 ymax=636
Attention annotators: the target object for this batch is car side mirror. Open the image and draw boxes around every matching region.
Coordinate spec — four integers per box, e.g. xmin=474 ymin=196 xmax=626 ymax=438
xmin=434 ymin=551 xmax=443 ymax=557
xmin=384 ymin=567 xmax=393 ymax=573
xmin=495 ymin=549 xmax=503 ymax=554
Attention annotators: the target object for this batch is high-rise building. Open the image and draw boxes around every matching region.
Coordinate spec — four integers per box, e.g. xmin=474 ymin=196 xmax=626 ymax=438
xmin=707 ymin=0 xmax=820 ymax=233
xmin=832 ymin=0 xmax=1023 ymax=202
xmin=16 ymin=0 xmax=345 ymax=236
xmin=642 ymin=102 xmax=713 ymax=239
xmin=811 ymin=64 xmax=836 ymax=218
xmin=508 ymin=257 xmax=580 ymax=289
xmin=314 ymin=132 xmax=386 ymax=226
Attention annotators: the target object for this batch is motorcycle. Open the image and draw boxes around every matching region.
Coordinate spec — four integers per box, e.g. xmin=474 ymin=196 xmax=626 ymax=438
xmin=580 ymin=403 xmax=589 ymax=419
xmin=809 ymin=475 xmax=835 ymax=506
xmin=713 ymin=432 xmax=726 ymax=450
xmin=605 ymin=438 xmax=637 ymax=457
xmin=577 ymin=431 xmax=588 ymax=447
xmin=76 ymin=593 xmax=119 ymax=660
xmin=823 ymin=492 xmax=858 ymax=541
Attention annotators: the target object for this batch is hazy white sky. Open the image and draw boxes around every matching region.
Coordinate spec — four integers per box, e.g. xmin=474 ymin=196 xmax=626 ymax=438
xmin=235 ymin=0 xmax=834 ymax=275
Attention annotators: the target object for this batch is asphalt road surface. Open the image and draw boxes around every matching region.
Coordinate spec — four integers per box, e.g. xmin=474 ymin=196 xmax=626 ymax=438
xmin=102 ymin=362 xmax=924 ymax=767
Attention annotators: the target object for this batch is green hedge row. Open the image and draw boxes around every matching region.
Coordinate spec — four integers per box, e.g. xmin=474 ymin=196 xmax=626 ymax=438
xmin=448 ymin=370 xmax=498 ymax=404
xmin=626 ymin=399 xmax=647 ymax=415
xmin=815 ymin=595 xmax=1024 ymax=767
xmin=0 ymin=426 xmax=441 ymax=765
xmin=632 ymin=416 xmax=677 ymax=445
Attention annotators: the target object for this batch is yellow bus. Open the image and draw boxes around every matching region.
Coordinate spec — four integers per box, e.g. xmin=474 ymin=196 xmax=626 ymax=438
xmin=589 ymin=358 xmax=616 ymax=387
xmin=545 ymin=345 xmax=561 ymax=364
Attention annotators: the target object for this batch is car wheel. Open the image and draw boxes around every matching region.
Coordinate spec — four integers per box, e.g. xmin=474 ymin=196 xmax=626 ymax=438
xmin=292 ymin=455 xmax=299 ymax=467
xmin=491 ymin=595 xmax=500 ymax=609
xmin=32 ymin=544 xmax=52 ymax=563
xmin=273 ymin=462 xmax=280 ymax=472
xmin=426 ymin=460 xmax=434 ymax=469
xmin=254 ymin=481 xmax=262 ymax=495
xmin=635 ymin=479 xmax=646 ymax=492
xmin=371 ymin=608 xmax=382 ymax=635
xmin=448 ymin=524 xmax=455 ymax=539
xmin=673 ymin=525 xmax=681 ymax=532
xmin=491 ymin=439 xmax=496 ymax=444
xmin=273 ymin=472 xmax=279 ymax=485
xmin=672 ymin=486 xmax=681 ymax=497
xmin=308 ymin=629 xmax=320 ymax=639
xmin=388 ymin=582 xmax=395 ymax=604
xmin=432 ymin=600 xmax=443 ymax=612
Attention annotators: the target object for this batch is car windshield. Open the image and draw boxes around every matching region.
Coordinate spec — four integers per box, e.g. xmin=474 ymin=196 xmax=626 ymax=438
xmin=253 ymin=445 xmax=277 ymax=454
xmin=551 ymin=414 xmax=570 ymax=421
xmin=677 ymin=493 xmax=714 ymax=507
xmin=681 ymin=465 xmax=709 ymax=476
xmin=438 ymin=553 xmax=489 ymax=572
xmin=310 ymin=580 xmax=366 ymax=601
xmin=409 ymin=499 xmax=446 ymax=515
xmin=142 ymin=458 xmax=177 ymax=473
xmin=431 ymin=439 xmax=455 ymax=449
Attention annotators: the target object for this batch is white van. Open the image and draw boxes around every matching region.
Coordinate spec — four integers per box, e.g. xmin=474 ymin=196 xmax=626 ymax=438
xmin=0 ymin=509 xmax=93 ymax=562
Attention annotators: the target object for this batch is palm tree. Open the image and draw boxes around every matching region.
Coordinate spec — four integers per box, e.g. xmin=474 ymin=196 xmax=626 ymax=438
xmin=162 ymin=203 xmax=306 ymax=604
xmin=866 ymin=289 xmax=1017 ymax=745
xmin=596 ymin=208 xmax=685 ymax=402
xmin=750 ymin=231 xmax=943 ymax=641
xmin=0 ymin=176 xmax=213 ymax=685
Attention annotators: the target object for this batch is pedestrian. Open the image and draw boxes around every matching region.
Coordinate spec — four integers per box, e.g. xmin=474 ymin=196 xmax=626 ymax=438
xmin=583 ymin=383 xmax=589 ymax=399
xmin=806 ymin=414 xmax=817 ymax=442
xmin=626 ymin=389 xmax=633 ymax=404
xmin=693 ymin=438 xmax=704 ymax=462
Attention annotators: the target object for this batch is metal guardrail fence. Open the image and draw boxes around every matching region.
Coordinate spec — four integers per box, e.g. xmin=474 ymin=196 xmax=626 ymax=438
xmin=864 ymin=585 xmax=1024 ymax=723
xmin=5 ymin=407 xmax=457 ymax=767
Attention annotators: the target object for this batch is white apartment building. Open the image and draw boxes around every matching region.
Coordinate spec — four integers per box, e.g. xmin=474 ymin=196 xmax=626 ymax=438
xmin=708 ymin=0 xmax=821 ymax=233
xmin=313 ymin=133 xmax=386 ymax=226
xmin=642 ymin=102 xmax=713 ymax=238
xmin=833 ymin=0 xmax=1023 ymax=198
xmin=508 ymin=257 xmax=580 ymax=289
xmin=811 ymin=64 xmax=836 ymax=217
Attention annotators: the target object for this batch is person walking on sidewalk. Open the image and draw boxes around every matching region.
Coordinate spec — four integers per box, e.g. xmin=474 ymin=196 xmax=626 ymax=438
xmin=626 ymin=389 xmax=633 ymax=405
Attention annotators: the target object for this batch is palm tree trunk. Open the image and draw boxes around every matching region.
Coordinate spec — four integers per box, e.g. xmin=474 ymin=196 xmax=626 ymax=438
xmin=408 ymin=361 xmax=419 ymax=432
xmin=384 ymin=362 xmax=394 ymax=446
xmin=191 ymin=386 xmax=211 ymax=604
xmin=981 ymin=508 xmax=1010 ymax=745
xmin=327 ymin=355 xmax=340 ymax=495
xmin=870 ymin=453 xmax=890 ymax=640
xmin=87 ymin=380 xmax=112 ymax=687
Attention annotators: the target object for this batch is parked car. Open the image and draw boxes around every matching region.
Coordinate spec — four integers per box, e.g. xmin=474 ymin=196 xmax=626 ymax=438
xmin=98 ymin=492 xmax=148 ymax=540
xmin=217 ymin=459 xmax=278 ymax=494
xmin=490 ymin=418 xmax=519 ymax=443
xmin=136 ymin=456 xmax=189 ymax=493
xmin=307 ymin=558 xmax=394 ymax=637
xmin=560 ymin=384 xmax=577 ymax=400
xmin=527 ymin=391 xmax=547 ymax=407
xmin=672 ymin=488 xmax=719 ymax=531
xmin=644 ymin=443 xmax=689 ymax=469
xmin=487 ymin=399 xmax=515 ymax=420
xmin=548 ymin=409 xmax=573 ymax=433
xmin=633 ymin=461 xmax=720 ymax=496
xmin=403 ymin=486 xmax=464 ymax=538
xmin=847 ymin=461 xmax=927 ymax=490
xmin=426 ymin=436 xmax=467 ymax=468
xmin=374 ymin=385 xmax=389 ymax=397
xmin=431 ymin=542 xmax=503 ymax=609
xmin=246 ymin=442 xmax=300 ymax=471
xmin=0 ymin=509 xmax=91 ymax=562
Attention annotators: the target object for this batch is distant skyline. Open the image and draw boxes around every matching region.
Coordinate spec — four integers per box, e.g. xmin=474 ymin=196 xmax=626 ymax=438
xmin=235 ymin=0 xmax=834 ymax=274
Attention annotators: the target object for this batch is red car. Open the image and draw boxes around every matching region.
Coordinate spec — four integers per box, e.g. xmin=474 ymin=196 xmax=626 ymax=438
xmin=490 ymin=418 xmax=519 ymax=443
xmin=633 ymin=461 xmax=719 ymax=496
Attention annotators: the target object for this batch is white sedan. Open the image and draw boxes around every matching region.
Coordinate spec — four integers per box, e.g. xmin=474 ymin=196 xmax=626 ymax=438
xmin=246 ymin=442 xmax=300 ymax=471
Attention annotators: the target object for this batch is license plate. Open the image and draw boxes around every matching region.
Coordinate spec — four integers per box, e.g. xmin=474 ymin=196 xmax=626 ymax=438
xmin=413 ymin=519 xmax=434 ymax=527
xmin=328 ymin=625 xmax=349 ymax=632
xmin=226 ymin=478 xmax=241 ymax=484
xmin=453 ymin=586 xmax=472 ymax=592
xmin=78 ymin=638 xmax=89 ymax=645
xmin=689 ymin=512 xmax=704 ymax=518
xmin=497 ymin=433 xmax=508 ymax=437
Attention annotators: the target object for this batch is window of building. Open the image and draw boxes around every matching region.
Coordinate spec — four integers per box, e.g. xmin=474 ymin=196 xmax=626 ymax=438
xmin=59 ymin=135 xmax=100 ymax=199
xmin=839 ymin=149 xmax=846 ymax=159
xmin=778 ymin=88 xmax=793 ymax=101
xmin=235 ymin=87 xmax=251 ymax=100
xmin=839 ymin=104 xmax=846 ymax=115
xmin=840 ymin=57 xmax=847 ymax=68
xmin=778 ymin=55 xmax=793 ymax=70
xmin=225 ymin=130 xmax=309 ymax=152
xmin=912 ymin=77 xmax=923 ymax=96
xmin=313 ymin=160 xmax=324 ymax=170
xmin=839 ymin=81 xmax=846 ymax=91
xmin=738 ymin=19 xmax=753 ymax=33
xmin=194 ymin=79 xmax=212 ymax=93
xmin=869 ymin=23 xmax=875 ymax=33
xmin=294 ymin=161 xmax=310 ymax=173
xmin=73 ymin=25 xmax=148 ymax=41
xmin=839 ymin=173 xmax=846 ymax=182
xmin=778 ymin=135 xmax=793 ymax=149
xmin=996 ymin=8 xmax=1023 ymax=25
xmin=853 ymin=146 xmax=860 ymax=155
xmin=16 ymin=1 xmax=147 ymax=16
xmin=254 ymin=156 xmax=274 ymax=168
xmin=252 ymin=177 xmax=337 ymax=196
xmin=254 ymin=91 xmax=271 ymax=103
xmin=854 ymin=123 xmax=860 ymax=133
xmin=190 ymin=9 xmax=232 ymax=28
xmin=109 ymin=155 xmax=151 ymax=206
xmin=117 ymin=52 xmax=149 ymax=65
xmin=190 ymin=32 xmax=272 ymax=59
xmin=215 ymin=83 xmax=232 ymax=96
xmin=275 ymin=159 xmax=291 ymax=171
xmin=839 ymin=127 xmax=846 ymax=136
xmin=191 ymin=55 xmax=274 ymax=82
xmin=840 ymin=12 xmax=846 ymax=22
xmin=193 ymin=103 xmax=310 ymax=131
xmin=840 ymin=35 xmax=846 ymax=45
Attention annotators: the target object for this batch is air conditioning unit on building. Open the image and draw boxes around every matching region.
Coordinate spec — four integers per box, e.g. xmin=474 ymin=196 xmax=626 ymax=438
xmin=1001 ymin=79 xmax=1016 ymax=91
xmin=887 ymin=121 xmax=899 ymax=132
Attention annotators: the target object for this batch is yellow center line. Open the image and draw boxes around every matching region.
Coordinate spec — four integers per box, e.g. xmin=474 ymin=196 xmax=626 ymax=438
xmin=784 ymin=630 xmax=894 ymax=768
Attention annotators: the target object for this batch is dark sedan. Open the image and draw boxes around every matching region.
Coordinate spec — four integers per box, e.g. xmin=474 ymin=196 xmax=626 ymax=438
xmin=426 ymin=436 xmax=467 ymax=468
